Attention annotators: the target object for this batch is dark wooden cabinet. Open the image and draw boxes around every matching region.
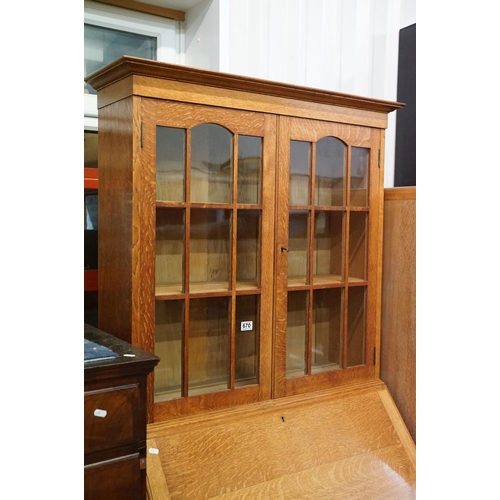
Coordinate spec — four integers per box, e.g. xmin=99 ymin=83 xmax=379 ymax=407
xmin=84 ymin=324 xmax=159 ymax=500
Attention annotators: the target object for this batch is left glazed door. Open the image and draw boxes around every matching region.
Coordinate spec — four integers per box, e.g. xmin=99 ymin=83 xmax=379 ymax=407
xmin=140 ymin=99 xmax=276 ymax=419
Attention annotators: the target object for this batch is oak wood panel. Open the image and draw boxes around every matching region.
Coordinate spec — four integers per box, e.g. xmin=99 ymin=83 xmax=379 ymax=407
xmin=95 ymin=77 xmax=390 ymax=129
xmin=135 ymin=96 xmax=156 ymax=355
xmin=378 ymin=387 xmax=416 ymax=467
xmin=146 ymin=381 xmax=415 ymax=499
xmin=380 ymin=186 xmax=416 ymax=442
xmin=272 ymin=116 xmax=291 ymax=398
xmin=370 ymin=128 xmax=385 ymax=379
xmin=88 ymin=61 xmax=402 ymax=129
xmin=258 ymin=114 xmax=278 ymax=402
xmin=97 ymin=98 xmax=135 ymax=343
xmin=210 ymin=445 xmax=415 ymax=500
xmin=133 ymin=76 xmax=390 ymax=129
xmin=139 ymin=98 xmax=160 ymax=422
xmin=146 ymin=439 xmax=172 ymax=500
xmin=384 ymin=186 xmax=416 ymax=201
xmin=154 ymin=100 xmax=266 ymax=135
xmin=86 ymin=57 xmax=403 ymax=114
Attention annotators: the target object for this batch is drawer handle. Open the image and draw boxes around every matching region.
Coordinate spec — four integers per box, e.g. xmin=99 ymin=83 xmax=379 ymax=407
xmin=94 ymin=409 xmax=107 ymax=418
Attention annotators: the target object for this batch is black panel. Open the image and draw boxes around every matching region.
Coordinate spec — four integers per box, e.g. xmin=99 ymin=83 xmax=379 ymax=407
xmin=394 ymin=23 xmax=416 ymax=187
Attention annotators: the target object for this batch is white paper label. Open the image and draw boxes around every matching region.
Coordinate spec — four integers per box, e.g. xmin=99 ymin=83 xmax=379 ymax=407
xmin=241 ymin=321 xmax=253 ymax=331
xmin=94 ymin=409 xmax=107 ymax=418
xmin=149 ymin=448 xmax=159 ymax=454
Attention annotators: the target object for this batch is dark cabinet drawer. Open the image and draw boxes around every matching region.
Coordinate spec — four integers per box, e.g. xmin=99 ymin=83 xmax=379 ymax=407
xmin=84 ymin=384 xmax=140 ymax=454
xmin=84 ymin=454 xmax=142 ymax=500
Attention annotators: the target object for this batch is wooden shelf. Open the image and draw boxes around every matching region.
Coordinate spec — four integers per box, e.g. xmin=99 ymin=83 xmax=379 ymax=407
xmin=312 ymin=274 xmax=343 ymax=285
xmin=155 ymin=284 xmax=183 ymax=297
xmin=84 ymin=168 xmax=98 ymax=190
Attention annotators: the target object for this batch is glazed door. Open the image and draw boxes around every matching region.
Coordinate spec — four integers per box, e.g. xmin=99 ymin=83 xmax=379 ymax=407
xmin=142 ymin=100 xmax=276 ymax=419
xmin=142 ymin=100 xmax=383 ymax=416
xmin=273 ymin=116 xmax=383 ymax=398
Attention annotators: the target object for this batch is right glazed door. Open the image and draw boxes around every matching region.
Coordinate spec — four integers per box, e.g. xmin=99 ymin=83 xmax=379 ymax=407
xmin=273 ymin=116 xmax=383 ymax=398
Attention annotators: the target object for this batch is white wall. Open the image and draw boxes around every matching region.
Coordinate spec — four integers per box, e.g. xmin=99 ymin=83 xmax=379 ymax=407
xmin=84 ymin=0 xmax=416 ymax=186
xmin=185 ymin=0 xmax=221 ymax=69
xmin=185 ymin=0 xmax=416 ymax=187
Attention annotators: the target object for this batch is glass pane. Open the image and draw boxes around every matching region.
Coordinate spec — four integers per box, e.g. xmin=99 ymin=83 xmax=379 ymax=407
xmin=84 ymin=24 xmax=156 ymax=94
xmin=312 ymin=288 xmax=342 ymax=374
xmin=286 ymin=291 xmax=308 ymax=378
xmin=347 ymin=286 xmax=366 ymax=367
xmin=288 ymin=211 xmax=309 ymax=285
xmin=189 ymin=297 xmax=230 ymax=395
xmin=190 ymin=209 xmax=230 ymax=292
xmin=155 ymin=300 xmax=184 ymax=402
xmin=313 ymin=211 xmax=343 ymax=284
xmin=156 ymin=126 xmax=185 ymax=202
xmin=348 ymin=212 xmax=368 ymax=282
xmin=351 ymin=147 xmax=369 ymax=207
xmin=290 ymin=141 xmax=311 ymax=205
xmin=238 ymin=135 xmax=262 ymax=204
xmin=156 ymin=208 xmax=184 ymax=294
xmin=191 ymin=124 xmax=232 ymax=204
xmin=236 ymin=210 xmax=260 ymax=289
xmin=235 ymin=295 xmax=259 ymax=387
xmin=315 ymin=137 xmax=346 ymax=206
xmin=84 ymin=131 xmax=98 ymax=168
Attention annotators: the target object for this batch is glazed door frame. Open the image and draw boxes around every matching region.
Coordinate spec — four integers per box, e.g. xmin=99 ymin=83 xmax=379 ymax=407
xmin=140 ymin=98 xmax=277 ymax=419
xmin=273 ymin=116 xmax=383 ymax=398
xmin=140 ymin=99 xmax=383 ymax=417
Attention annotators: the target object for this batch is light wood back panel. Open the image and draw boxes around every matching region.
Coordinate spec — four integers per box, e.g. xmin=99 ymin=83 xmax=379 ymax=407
xmin=380 ymin=186 xmax=416 ymax=442
xmin=146 ymin=381 xmax=415 ymax=499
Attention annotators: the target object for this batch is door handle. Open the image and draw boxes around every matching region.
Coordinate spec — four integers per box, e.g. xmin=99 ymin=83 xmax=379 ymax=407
xmin=280 ymin=246 xmax=290 ymax=252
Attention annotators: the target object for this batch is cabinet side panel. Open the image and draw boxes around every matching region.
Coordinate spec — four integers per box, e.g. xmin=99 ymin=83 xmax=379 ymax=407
xmin=367 ymin=129 xmax=384 ymax=379
xmin=134 ymin=98 xmax=156 ymax=354
xmin=98 ymin=98 xmax=135 ymax=343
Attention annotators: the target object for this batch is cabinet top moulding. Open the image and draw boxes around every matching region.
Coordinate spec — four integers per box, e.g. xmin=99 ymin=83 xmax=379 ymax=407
xmin=85 ymin=56 xmax=404 ymax=126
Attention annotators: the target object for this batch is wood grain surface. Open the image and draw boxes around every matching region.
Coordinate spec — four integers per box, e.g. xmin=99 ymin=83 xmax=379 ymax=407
xmin=380 ymin=187 xmax=416 ymax=442
xmin=146 ymin=381 xmax=415 ymax=499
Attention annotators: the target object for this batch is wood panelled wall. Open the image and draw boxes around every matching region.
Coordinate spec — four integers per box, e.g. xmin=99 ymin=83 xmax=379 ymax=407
xmin=380 ymin=186 xmax=416 ymax=442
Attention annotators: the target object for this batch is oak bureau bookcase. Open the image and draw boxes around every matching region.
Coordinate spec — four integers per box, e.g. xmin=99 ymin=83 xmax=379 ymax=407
xmin=85 ymin=56 xmax=403 ymax=423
